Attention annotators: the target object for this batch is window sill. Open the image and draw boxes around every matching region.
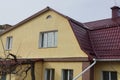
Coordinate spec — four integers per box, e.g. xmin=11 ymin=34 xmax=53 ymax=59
xmin=39 ymin=46 xmax=57 ymax=49
xmin=5 ymin=49 xmax=12 ymax=51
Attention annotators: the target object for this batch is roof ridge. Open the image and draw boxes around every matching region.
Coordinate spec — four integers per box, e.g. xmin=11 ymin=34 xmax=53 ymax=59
xmin=84 ymin=18 xmax=112 ymax=24
xmin=85 ymin=17 xmax=120 ymax=30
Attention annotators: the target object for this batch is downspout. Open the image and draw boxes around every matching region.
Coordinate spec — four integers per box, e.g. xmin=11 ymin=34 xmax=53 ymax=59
xmin=31 ymin=62 xmax=35 ymax=80
xmin=73 ymin=58 xmax=96 ymax=80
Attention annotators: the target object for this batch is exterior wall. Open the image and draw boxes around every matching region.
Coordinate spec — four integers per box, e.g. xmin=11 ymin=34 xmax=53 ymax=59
xmin=4 ymin=61 xmax=84 ymax=80
xmin=0 ymin=61 xmax=88 ymax=80
xmin=0 ymin=10 xmax=87 ymax=58
xmin=94 ymin=62 xmax=120 ymax=80
xmin=0 ymin=39 xmax=6 ymax=58
xmin=42 ymin=61 xmax=83 ymax=80
xmin=35 ymin=62 xmax=43 ymax=80
xmin=6 ymin=74 xmax=16 ymax=80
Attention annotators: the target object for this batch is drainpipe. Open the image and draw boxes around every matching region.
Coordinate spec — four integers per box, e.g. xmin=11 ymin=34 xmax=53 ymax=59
xmin=73 ymin=58 xmax=96 ymax=80
xmin=31 ymin=62 xmax=35 ymax=80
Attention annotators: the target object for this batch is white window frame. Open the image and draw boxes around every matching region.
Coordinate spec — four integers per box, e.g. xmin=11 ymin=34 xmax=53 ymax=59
xmin=62 ymin=69 xmax=73 ymax=80
xmin=45 ymin=69 xmax=55 ymax=80
xmin=102 ymin=71 xmax=117 ymax=80
xmin=6 ymin=36 xmax=13 ymax=50
xmin=39 ymin=31 xmax=58 ymax=48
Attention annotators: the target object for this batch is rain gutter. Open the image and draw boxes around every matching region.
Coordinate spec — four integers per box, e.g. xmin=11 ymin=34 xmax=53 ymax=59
xmin=95 ymin=59 xmax=120 ymax=61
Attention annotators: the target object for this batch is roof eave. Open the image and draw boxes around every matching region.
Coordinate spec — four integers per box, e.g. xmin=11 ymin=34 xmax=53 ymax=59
xmin=96 ymin=58 xmax=120 ymax=61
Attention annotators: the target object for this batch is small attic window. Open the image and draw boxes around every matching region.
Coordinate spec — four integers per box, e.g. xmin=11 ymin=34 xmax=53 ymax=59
xmin=46 ymin=15 xmax=52 ymax=19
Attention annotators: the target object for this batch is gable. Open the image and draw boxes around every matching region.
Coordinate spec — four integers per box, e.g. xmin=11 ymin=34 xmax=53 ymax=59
xmin=0 ymin=9 xmax=88 ymax=59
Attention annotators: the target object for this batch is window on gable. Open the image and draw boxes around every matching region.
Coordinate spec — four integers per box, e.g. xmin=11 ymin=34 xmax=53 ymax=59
xmin=39 ymin=31 xmax=58 ymax=48
xmin=102 ymin=71 xmax=117 ymax=80
xmin=6 ymin=36 xmax=13 ymax=50
xmin=45 ymin=69 xmax=55 ymax=80
xmin=46 ymin=15 xmax=52 ymax=19
xmin=62 ymin=69 xmax=73 ymax=80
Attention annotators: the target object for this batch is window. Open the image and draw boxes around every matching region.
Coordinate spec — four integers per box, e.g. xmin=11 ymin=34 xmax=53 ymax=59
xmin=6 ymin=36 xmax=13 ymax=50
xmin=62 ymin=69 xmax=73 ymax=80
xmin=1 ymin=74 xmax=6 ymax=80
xmin=45 ymin=69 xmax=55 ymax=80
xmin=46 ymin=15 xmax=52 ymax=19
xmin=39 ymin=31 xmax=58 ymax=48
xmin=102 ymin=71 xmax=117 ymax=80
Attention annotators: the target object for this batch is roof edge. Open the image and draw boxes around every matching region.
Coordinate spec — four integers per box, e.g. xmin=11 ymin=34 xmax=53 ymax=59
xmin=7 ymin=57 xmax=90 ymax=62
xmin=0 ymin=6 xmax=84 ymax=36
xmin=67 ymin=17 xmax=90 ymax=30
xmin=96 ymin=59 xmax=120 ymax=61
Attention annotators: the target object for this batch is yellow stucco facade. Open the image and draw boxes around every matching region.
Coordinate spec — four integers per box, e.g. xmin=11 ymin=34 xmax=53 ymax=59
xmin=4 ymin=61 xmax=83 ymax=80
xmin=0 ymin=9 xmax=88 ymax=80
xmin=0 ymin=10 xmax=87 ymax=59
xmin=32 ymin=62 xmax=83 ymax=80
xmin=94 ymin=62 xmax=120 ymax=80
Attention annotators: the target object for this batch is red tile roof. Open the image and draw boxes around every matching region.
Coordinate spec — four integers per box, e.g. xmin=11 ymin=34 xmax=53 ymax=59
xmin=69 ymin=19 xmax=94 ymax=59
xmin=85 ymin=17 xmax=120 ymax=59
xmin=85 ymin=18 xmax=120 ymax=30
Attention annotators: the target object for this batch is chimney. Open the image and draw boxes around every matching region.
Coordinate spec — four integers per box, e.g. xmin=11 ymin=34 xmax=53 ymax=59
xmin=111 ymin=6 xmax=120 ymax=18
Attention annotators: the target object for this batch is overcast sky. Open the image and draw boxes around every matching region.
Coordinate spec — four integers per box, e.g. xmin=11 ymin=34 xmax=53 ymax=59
xmin=0 ymin=0 xmax=119 ymax=25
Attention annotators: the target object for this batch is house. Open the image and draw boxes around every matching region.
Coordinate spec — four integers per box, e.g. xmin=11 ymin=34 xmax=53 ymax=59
xmin=0 ymin=24 xmax=12 ymax=33
xmin=0 ymin=5 xmax=120 ymax=80
xmin=84 ymin=6 xmax=120 ymax=80
xmin=0 ymin=7 xmax=90 ymax=80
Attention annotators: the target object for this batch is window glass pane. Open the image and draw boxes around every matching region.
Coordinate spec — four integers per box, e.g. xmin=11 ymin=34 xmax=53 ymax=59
xmin=62 ymin=70 xmax=68 ymax=80
xmin=45 ymin=69 xmax=54 ymax=80
xmin=9 ymin=37 xmax=13 ymax=49
xmin=111 ymin=72 xmax=117 ymax=80
xmin=40 ymin=33 xmax=44 ymax=47
xmin=51 ymin=69 xmax=54 ymax=80
xmin=103 ymin=71 xmax=109 ymax=80
xmin=62 ymin=69 xmax=73 ymax=80
xmin=6 ymin=37 xmax=12 ymax=50
xmin=7 ymin=37 xmax=10 ymax=49
xmin=47 ymin=32 xmax=54 ymax=47
xmin=47 ymin=70 xmax=50 ymax=80
xmin=45 ymin=69 xmax=50 ymax=80
xmin=45 ymin=70 xmax=47 ymax=80
xmin=69 ymin=70 xmax=73 ymax=80
xmin=54 ymin=32 xmax=58 ymax=47
xmin=43 ymin=33 xmax=48 ymax=48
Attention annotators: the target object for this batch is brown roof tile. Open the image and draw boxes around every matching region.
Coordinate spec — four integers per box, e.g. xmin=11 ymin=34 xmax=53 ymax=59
xmin=84 ymin=17 xmax=120 ymax=30
xmin=69 ymin=19 xmax=94 ymax=58
xmin=86 ymin=18 xmax=120 ymax=59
